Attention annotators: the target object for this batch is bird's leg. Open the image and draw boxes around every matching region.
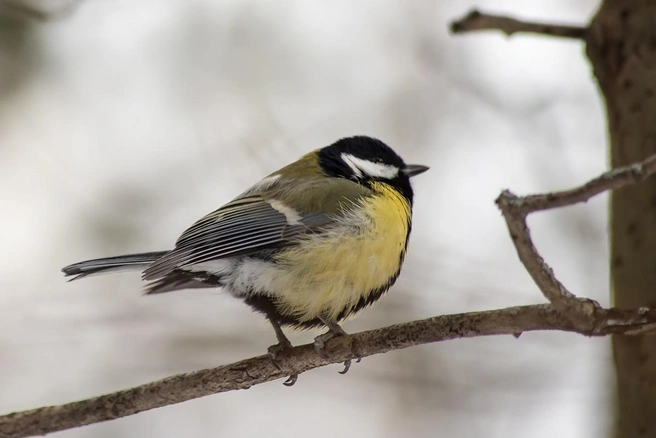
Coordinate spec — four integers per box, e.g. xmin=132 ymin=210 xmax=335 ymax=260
xmin=268 ymin=319 xmax=293 ymax=356
xmin=314 ymin=316 xmax=359 ymax=375
xmin=267 ymin=319 xmax=297 ymax=387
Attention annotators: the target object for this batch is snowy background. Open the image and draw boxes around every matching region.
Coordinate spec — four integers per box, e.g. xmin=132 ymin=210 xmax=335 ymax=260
xmin=0 ymin=1 xmax=611 ymax=437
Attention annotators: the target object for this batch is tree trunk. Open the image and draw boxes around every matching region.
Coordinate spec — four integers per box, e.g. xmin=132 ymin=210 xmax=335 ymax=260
xmin=586 ymin=1 xmax=656 ymax=436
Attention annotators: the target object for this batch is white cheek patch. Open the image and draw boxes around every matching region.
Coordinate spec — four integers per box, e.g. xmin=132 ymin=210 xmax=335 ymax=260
xmin=341 ymin=154 xmax=363 ymax=177
xmin=341 ymin=153 xmax=399 ymax=179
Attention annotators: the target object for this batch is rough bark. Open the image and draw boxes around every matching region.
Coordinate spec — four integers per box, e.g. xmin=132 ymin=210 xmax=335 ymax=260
xmin=3 ymin=303 xmax=656 ymax=438
xmin=586 ymin=1 xmax=656 ymax=436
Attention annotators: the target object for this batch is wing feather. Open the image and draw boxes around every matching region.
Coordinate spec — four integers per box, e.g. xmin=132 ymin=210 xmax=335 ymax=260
xmin=175 ymin=201 xmax=273 ymax=247
xmin=143 ymin=196 xmax=331 ymax=280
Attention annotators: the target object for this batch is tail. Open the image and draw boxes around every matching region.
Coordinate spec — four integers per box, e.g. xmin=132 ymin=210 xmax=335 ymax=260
xmin=62 ymin=251 xmax=169 ymax=281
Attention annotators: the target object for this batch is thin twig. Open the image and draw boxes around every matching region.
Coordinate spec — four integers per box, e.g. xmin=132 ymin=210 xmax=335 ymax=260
xmin=450 ymin=9 xmax=587 ymax=39
xmin=511 ymin=155 xmax=656 ymax=213
xmin=495 ymin=154 xmax=656 ymax=329
xmin=2 ymin=303 xmax=656 ymax=438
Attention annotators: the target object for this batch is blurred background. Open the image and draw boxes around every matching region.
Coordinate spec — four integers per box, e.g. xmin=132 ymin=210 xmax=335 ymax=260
xmin=0 ymin=0 xmax=611 ymax=437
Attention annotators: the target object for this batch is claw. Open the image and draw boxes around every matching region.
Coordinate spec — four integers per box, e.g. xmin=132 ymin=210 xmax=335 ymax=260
xmin=338 ymin=357 xmax=362 ymax=374
xmin=339 ymin=359 xmax=352 ymax=374
xmin=283 ymin=375 xmax=298 ymax=386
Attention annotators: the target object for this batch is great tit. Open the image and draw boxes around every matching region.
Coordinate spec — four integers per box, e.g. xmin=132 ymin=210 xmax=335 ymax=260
xmin=63 ymin=135 xmax=428 ymax=385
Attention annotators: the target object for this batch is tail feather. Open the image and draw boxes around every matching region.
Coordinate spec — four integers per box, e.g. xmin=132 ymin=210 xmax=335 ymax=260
xmin=62 ymin=251 xmax=169 ymax=281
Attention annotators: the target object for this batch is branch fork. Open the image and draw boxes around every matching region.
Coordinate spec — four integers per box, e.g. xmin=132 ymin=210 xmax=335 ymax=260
xmin=496 ymin=155 xmax=656 ymax=333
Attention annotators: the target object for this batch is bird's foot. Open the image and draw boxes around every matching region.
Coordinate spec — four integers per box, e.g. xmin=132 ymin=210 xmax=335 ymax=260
xmin=313 ymin=331 xmax=339 ymax=359
xmin=313 ymin=320 xmax=359 ymax=375
xmin=267 ymin=338 xmax=292 ymax=362
xmin=267 ymin=341 xmax=297 ymax=387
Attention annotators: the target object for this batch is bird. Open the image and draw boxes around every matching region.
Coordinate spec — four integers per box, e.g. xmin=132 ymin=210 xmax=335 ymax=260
xmin=62 ymin=135 xmax=428 ymax=385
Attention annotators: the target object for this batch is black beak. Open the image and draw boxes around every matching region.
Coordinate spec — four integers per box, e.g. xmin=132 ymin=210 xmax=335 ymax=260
xmin=401 ymin=164 xmax=429 ymax=177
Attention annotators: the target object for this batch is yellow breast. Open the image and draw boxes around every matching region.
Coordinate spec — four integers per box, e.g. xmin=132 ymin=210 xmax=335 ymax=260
xmin=271 ymin=182 xmax=411 ymax=322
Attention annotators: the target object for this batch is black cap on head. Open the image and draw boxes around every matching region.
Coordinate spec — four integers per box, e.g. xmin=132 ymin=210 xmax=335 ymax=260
xmin=324 ymin=136 xmax=406 ymax=166
xmin=318 ymin=136 xmax=425 ymax=203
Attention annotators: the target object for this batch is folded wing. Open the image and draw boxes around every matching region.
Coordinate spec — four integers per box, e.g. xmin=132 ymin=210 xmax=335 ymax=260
xmin=142 ymin=196 xmax=331 ymax=280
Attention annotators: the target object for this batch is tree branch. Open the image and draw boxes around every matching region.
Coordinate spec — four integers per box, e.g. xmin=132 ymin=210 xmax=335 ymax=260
xmin=3 ymin=150 xmax=656 ymax=436
xmin=504 ymin=155 xmax=656 ymax=213
xmin=4 ymin=152 xmax=656 ymax=437
xmin=4 ymin=153 xmax=656 ymax=438
xmin=450 ymin=9 xmax=587 ymax=39
xmin=497 ymin=190 xmax=600 ymax=328
xmin=2 ymin=303 xmax=656 ymax=438
xmin=496 ymin=153 xmax=656 ymax=330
